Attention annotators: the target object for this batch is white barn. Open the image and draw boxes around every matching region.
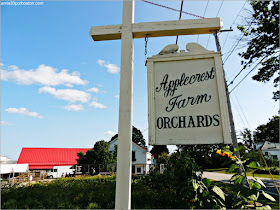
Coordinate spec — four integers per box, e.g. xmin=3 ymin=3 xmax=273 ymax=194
xmin=109 ymin=138 xmax=154 ymax=175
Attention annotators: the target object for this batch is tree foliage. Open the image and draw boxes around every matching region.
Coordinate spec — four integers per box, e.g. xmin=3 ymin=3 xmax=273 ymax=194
xmin=110 ymin=126 xmax=146 ymax=148
xmin=150 ymin=145 xmax=169 ymax=159
xmin=156 ymin=152 xmax=170 ymax=165
xmin=253 ymin=115 xmax=279 ymax=143
xmin=76 ymin=140 xmax=115 ymax=165
xmin=239 ymin=128 xmax=254 ymax=150
xmin=178 ymin=144 xmax=234 ymax=169
xmin=238 ymin=0 xmax=279 ymax=100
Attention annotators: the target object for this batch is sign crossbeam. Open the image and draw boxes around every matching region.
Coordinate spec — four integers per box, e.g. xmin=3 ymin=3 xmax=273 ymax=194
xmin=90 ymin=18 xmax=223 ymax=41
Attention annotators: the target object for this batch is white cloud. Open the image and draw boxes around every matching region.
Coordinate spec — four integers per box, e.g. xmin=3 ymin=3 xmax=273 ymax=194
xmin=104 ymin=63 xmax=120 ymax=74
xmin=64 ymin=104 xmax=84 ymax=111
xmin=97 ymin=59 xmax=120 ymax=74
xmin=89 ymin=101 xmax=106 ymax=109
xmin=87 ymin=87 xmax=99 ymax=93
xmin=1 ymin=121 xmax=14 ymax=126
xmin=104 ymin=131 xmax=116 ymax=136
xmin=97 ymin=59 xmax=105 ymax=66
xmin=1 ymin=63 xmax=4 ymax=67
xmin=5 ymin=107 xmax=43 ymax=118
xmin=1 ymin=64 xmax=87 ymax=86
xmin=97 ymin=84 xmax=103 ymax=87
xmin=39 ymin=86 xmax=91 ymax=103
xmin=114 ymin=95 xmax=120 ymax=99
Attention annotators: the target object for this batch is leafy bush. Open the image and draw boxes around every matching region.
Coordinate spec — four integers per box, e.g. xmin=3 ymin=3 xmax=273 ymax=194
xmin=141 ymin=151 xmax=226 ymax=209
xmin=1 ymin=176 xmax=116 ymax=209
xmin=218 ymin=146 xmax=277 ymax=209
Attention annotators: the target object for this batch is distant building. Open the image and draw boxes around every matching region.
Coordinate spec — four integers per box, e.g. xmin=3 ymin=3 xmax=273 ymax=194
xmin=17 ymin=148 xmax=90 ymax=170
xmin=259 ymin=141 xmax=280 ymax=160
xmin=109 ymin=138 xmax=154 ymax=174
xmin=0 ymin=155 xmax=17 ymax=164
xmin=1 ymin=155 xmax=29 ymax=179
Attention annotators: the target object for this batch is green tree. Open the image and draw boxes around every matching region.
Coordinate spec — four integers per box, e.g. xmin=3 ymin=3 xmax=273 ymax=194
xmin=76 ymin=140 xmax=115 ymax=165
xmin=238 ymin=0 xmax=279 ymax=100
xmin=156 ymin=152 xmax=170 ymax=165
xmin=150 ymin=145 xmax=169 ymax=159
xmin=179 ymin=144 xmax=233 ymax=169
xmin=239 ymin=128 xmax=254 ymax=149
xmin=253 ymin=115 xmax=279 ymax=143
xmin=110 ymin=126 xmax=146 ymax=148
xmin=76 ymin=151 xmax=86 ymax=165
xmin=91 ymin=140 xmax=114 ymax=165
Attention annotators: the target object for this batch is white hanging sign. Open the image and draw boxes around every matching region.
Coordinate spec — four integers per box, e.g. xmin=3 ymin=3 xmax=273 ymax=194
xmin=147 ymin=43 xmax=232 ymax=145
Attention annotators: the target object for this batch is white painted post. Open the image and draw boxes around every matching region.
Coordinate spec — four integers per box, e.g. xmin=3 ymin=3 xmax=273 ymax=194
xmin=115 ymin=0 xmax=134 ymax=210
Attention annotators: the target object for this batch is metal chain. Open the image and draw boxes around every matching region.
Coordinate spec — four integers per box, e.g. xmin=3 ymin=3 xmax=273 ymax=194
xmin=145 ymin=35 xmax=148 ymax=66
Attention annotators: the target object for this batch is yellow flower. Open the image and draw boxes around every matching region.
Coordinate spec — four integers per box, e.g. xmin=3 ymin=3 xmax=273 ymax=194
xmin=223 ymin=152 xmax=230 ymax=156
xmin=228 ymin=154 xmax=236 ymax=160
xmin=216 ymin=149 xmax=222 ymax=155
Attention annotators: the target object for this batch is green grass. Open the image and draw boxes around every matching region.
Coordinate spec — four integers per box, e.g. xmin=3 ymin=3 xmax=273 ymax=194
xmin=205 ymin=168 xmax=280 ymax=179
xmin=217 ymin=170 xmax=279 ymax=179
xmin=204 ymin=168 xmax=229 ymax=172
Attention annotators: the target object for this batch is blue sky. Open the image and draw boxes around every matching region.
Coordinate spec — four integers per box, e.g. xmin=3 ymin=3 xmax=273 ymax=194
xmin=1 ymin=0 xmax=278 ymax=160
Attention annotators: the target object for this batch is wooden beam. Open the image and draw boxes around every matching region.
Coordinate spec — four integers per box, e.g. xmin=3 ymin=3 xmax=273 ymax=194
xmin=115 ymin=0 xmax=134 ymax=209
xmin=90 ymin=18 xmax=223 ymax=41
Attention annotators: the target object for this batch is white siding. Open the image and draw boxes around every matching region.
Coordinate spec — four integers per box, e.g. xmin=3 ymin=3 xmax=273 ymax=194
xmin=109 ymin=138 xmax=153 ymax=165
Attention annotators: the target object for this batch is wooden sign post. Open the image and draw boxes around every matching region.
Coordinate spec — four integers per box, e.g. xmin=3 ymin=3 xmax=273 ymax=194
xmin=90 ymin=0 xmax=223 ymax=209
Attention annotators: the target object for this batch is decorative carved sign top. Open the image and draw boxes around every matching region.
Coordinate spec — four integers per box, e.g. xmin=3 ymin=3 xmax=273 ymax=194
xmin=154 ymin=42 xmax=215 ymax=58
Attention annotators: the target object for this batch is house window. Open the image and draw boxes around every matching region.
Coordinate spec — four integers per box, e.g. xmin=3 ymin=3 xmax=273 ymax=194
xmin=137 ymin=167 xmax=141 ymax=173
xmin=132 ymin=151 xmax=136 ymax=161
xmin=132 ymin=165 xmax=135 ymax=173
xmin=265 ymin=152 xmax=269 ymax=156
xmin=272 ymin=155 xmax=278 ymax=160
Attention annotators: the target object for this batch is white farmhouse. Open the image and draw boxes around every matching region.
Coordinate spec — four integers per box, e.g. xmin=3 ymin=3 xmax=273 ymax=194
xmin=109 ymin=138 xmax=154 ymax=175
xmin=260 ymin=141 xmax=280 ymax=160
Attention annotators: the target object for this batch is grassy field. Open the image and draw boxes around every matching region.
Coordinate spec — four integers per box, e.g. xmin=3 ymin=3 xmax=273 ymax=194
xmin=205 ymin=168 xmax=280 ymax=179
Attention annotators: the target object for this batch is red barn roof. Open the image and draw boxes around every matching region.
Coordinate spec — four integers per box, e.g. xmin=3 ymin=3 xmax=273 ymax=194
xmin=17 ymin=148 xmax=90 ymax=169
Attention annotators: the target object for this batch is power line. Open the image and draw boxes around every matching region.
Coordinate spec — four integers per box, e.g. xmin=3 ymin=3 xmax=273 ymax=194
xmin=216 ymin=0 xmax=224 ymax=17
xmin=222 ymin=43 xmax=248 ymax=56
xmin=229 ymin=59 xmax=262 ymax=94
xmin=223 ymin=20 xmax=253 ymax=64
xmin=230 ymin=95 xmax=247 ymax=128
xmin=176 ymin=0 xmax=184 ymax=45
xmin=221 ymin=1 xmax=247 ymax=51
xmin=140 ymin=0 xmax=205 ymax=19
xmin=227 ymin=66 xmax=246 ymax=87
xmin=141 ymin=128 xmax=148 ymax=133
xmin=233 ymin=91 xmax=251 ymax=129
xmin=227 ymin=52 xmax=269 ymax=88
xmin=197 ymin=0 xmax=209 ymax=43
xmin=206 ymin=0 xmax=224 ymax=49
